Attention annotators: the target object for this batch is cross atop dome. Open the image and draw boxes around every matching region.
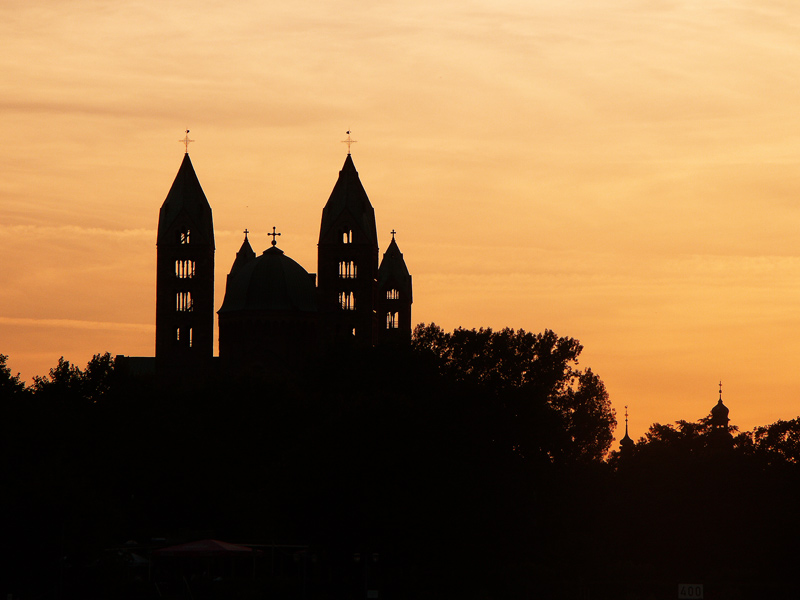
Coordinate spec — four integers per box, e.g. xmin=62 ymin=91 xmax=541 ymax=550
xmin=268 ymin=226 xmax=281 ymax=246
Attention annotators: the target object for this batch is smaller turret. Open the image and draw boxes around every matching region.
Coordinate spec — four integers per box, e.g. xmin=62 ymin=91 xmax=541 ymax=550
xmin=377 ymin=231 xmax=413 ymax=344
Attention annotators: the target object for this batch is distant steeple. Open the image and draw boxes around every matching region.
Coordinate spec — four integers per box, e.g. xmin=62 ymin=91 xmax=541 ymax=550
xmin=619 ymin=405 xmax=635 ymax=457
xmin=710 ymin=381 xmax=730 ymax=431
xmin=708 ymin=381 xmax=733 ymax=451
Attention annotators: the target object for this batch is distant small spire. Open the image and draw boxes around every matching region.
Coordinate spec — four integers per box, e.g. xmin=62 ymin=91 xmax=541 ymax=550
xmin=179 ymin=129 xmax=194 ymax=154
xmin=342 ymin=130 xmax=357 ymax=155
xmin=267 ymin=226 xmax=281 ymax=247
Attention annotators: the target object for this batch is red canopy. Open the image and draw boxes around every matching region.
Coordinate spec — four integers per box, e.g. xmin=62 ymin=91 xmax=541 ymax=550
xmin=153 ymin=539 xmax=254 ymax=558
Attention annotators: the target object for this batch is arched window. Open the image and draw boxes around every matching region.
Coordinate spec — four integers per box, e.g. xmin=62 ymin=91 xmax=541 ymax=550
xmin=386 ymin=289 xmax=400 ymax=300
xmin=342 ymin=230 xmax=352 ymax=244
xmin=177 ymin=227 xmax=191 ymax=244
xmin=386 ymin=312 xmax=398 ymax=329
xmin=338 ymin=261 xmax=357 ymax=278
xmin=175 ymin=260 xmax=196 ymax=279
xmin=339 ymin=291 xmax=355 ymax=310
xmin=176 ymin=291 xmax=193 ymax=312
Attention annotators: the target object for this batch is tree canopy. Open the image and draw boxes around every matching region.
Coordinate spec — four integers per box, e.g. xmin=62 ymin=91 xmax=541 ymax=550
xmin=412 ymin=323 xmax=616 ymax=463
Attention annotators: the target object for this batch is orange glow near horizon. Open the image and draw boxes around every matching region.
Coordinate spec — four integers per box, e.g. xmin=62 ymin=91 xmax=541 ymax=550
xmin=3 ymin=0 xmax=800 ymax=440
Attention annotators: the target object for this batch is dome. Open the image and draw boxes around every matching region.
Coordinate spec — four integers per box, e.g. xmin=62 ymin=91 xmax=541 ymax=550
xmin=219 ymin=246 xmax=316 ymax=314
xmin=711 ymin=399 xmax=729 ymax=419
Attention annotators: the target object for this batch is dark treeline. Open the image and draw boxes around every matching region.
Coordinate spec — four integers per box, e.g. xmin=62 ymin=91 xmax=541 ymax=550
xmin=1 ymin=326 xmax=799 ymax=599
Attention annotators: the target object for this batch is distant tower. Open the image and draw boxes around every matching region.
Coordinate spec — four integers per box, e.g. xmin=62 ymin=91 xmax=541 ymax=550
xmin=317 ymin=153 xmax=379 ymax=346
xmin=377 ymin=231 xmax=413 ymax=344
xmin=619 ymin=405 xmax=635 ymax=458
xmin=708 ymin=381 xmax=733 ymax=450
xmin=155 ymin=144 xmax=215 ymax=372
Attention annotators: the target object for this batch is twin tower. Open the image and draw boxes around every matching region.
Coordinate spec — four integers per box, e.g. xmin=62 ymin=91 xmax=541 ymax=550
xmin=155 ymin=151 xmax=413 ymax=375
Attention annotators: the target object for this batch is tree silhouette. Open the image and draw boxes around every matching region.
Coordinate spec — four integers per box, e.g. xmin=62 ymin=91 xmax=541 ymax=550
xmin=412 ymin=323 xmax=615 ymax=462
xmin=0 ymin=353 xmax=26 ymax=399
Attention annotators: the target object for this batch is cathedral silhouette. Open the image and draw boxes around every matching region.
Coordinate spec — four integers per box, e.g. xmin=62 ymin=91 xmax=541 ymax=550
xmin=121 ymin=142 xmax=413 ymax=379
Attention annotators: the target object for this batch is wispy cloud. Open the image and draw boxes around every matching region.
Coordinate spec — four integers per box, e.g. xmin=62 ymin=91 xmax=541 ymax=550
xmin=0 ymin=316 xmax=152 ymax=333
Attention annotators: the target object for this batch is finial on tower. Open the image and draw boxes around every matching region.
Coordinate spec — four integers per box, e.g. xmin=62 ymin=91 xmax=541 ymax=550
xmin=719 ymin=380 xmax=723 ymax=401
xmin=243 ymin=228 xmax=249 ymax=240
xmin=625 ymin=405 xmax=629 ymax=434
xmin=342 ymin=130 xmax=357 ymax=155
xmin=179 ymin=129 xmax=194 ymax=154
xmin=391 ymin=229 xmax=396 ymax=241
xmin=267 ymin=226 xmax=281 ymax=247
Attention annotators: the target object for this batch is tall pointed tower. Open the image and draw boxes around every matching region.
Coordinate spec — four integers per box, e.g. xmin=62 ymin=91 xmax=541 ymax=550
xmin=318 ymin=153 xmax=379 ymax=346
xmin=377 ymin=231 xmax=413 ymax=344
xmin=155 ymin=149 xmax=215 ymax=371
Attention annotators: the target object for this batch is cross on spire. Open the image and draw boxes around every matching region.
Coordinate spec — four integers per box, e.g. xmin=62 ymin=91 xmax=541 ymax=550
xmin=390 ymin=229 xmax=396 ymax=240
xmin=179 ymin=129 xmax=194 ymax=154
xmin=243 ymin=228 xmax=249 ymax=240
xmin=342 ymin=130 xmax=357 ymax=155
xmin=267 ymin=226 xmax=281 ymax=246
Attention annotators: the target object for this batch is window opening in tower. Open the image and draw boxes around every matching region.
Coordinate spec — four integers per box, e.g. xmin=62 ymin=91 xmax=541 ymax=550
xmin=339 ymin=291 xmax=355 ymax=310
xmin=176 ymin=291 xmax=193 ymax=312
xmin=338 ymin=261 xmax=357 ymax=278
xmin=175 ymin=259 xmax=196 ymax=279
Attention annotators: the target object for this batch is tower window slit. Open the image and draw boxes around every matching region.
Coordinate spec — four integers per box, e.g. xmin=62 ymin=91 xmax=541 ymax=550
xmin=387 ymin=311 xmax=398 ymax=329
xmin=338 ymin=261 xmax=357 ymax=278
xmin=339 ymin=291 xmax=355 ymax=310
xmin=176 ymin=291 xmax=193 ymax=312
xmin=175 ymin=260 xmax=196 ymax=279
xmin=342 ymin=230 xmax=352 ymax=244
xmin=177 ymin=228 xmax=191 ymax=244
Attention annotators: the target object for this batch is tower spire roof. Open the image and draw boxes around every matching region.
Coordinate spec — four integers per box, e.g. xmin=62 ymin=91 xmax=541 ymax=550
xmin=157 ymin=153 xmax=214 ymax=247
xmin=378 ymin=232 xmax=412 ymax=299
xmin=229 ymin=230 xmax=256 ymax=277
xmin=619 ymin=405 xmax=634 ymax=454
xmin=319 ymin=154 xmax=378 ymax=245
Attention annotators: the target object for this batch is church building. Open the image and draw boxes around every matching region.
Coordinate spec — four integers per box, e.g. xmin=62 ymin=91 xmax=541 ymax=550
xmin=152 ymin=140 xmax=412 ymax=376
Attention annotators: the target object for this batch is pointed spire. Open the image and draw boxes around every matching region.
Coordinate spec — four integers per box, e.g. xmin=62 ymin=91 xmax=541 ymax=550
xmin=620 ymin=405 xmax=634 ymax=454
xmin=319 ymin=153 xmax=378 ymax=245
xmin=229 ymin=230 xmax=256 ymax=277
xmin=157 ymin=153 xmax=214 ymax=247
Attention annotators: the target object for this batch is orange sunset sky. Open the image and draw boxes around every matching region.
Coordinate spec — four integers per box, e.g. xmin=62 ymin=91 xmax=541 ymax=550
xmin=3 ymin=0 xmax=800 ymax=441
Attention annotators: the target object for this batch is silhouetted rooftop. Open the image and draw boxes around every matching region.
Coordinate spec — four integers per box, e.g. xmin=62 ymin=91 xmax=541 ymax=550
xmin=219 ymin=245 xmax=316 ymax=313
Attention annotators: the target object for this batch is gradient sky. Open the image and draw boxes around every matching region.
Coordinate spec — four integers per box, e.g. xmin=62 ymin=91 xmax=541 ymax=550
xmin=3 ymin=0 xmax=800 ymax=440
